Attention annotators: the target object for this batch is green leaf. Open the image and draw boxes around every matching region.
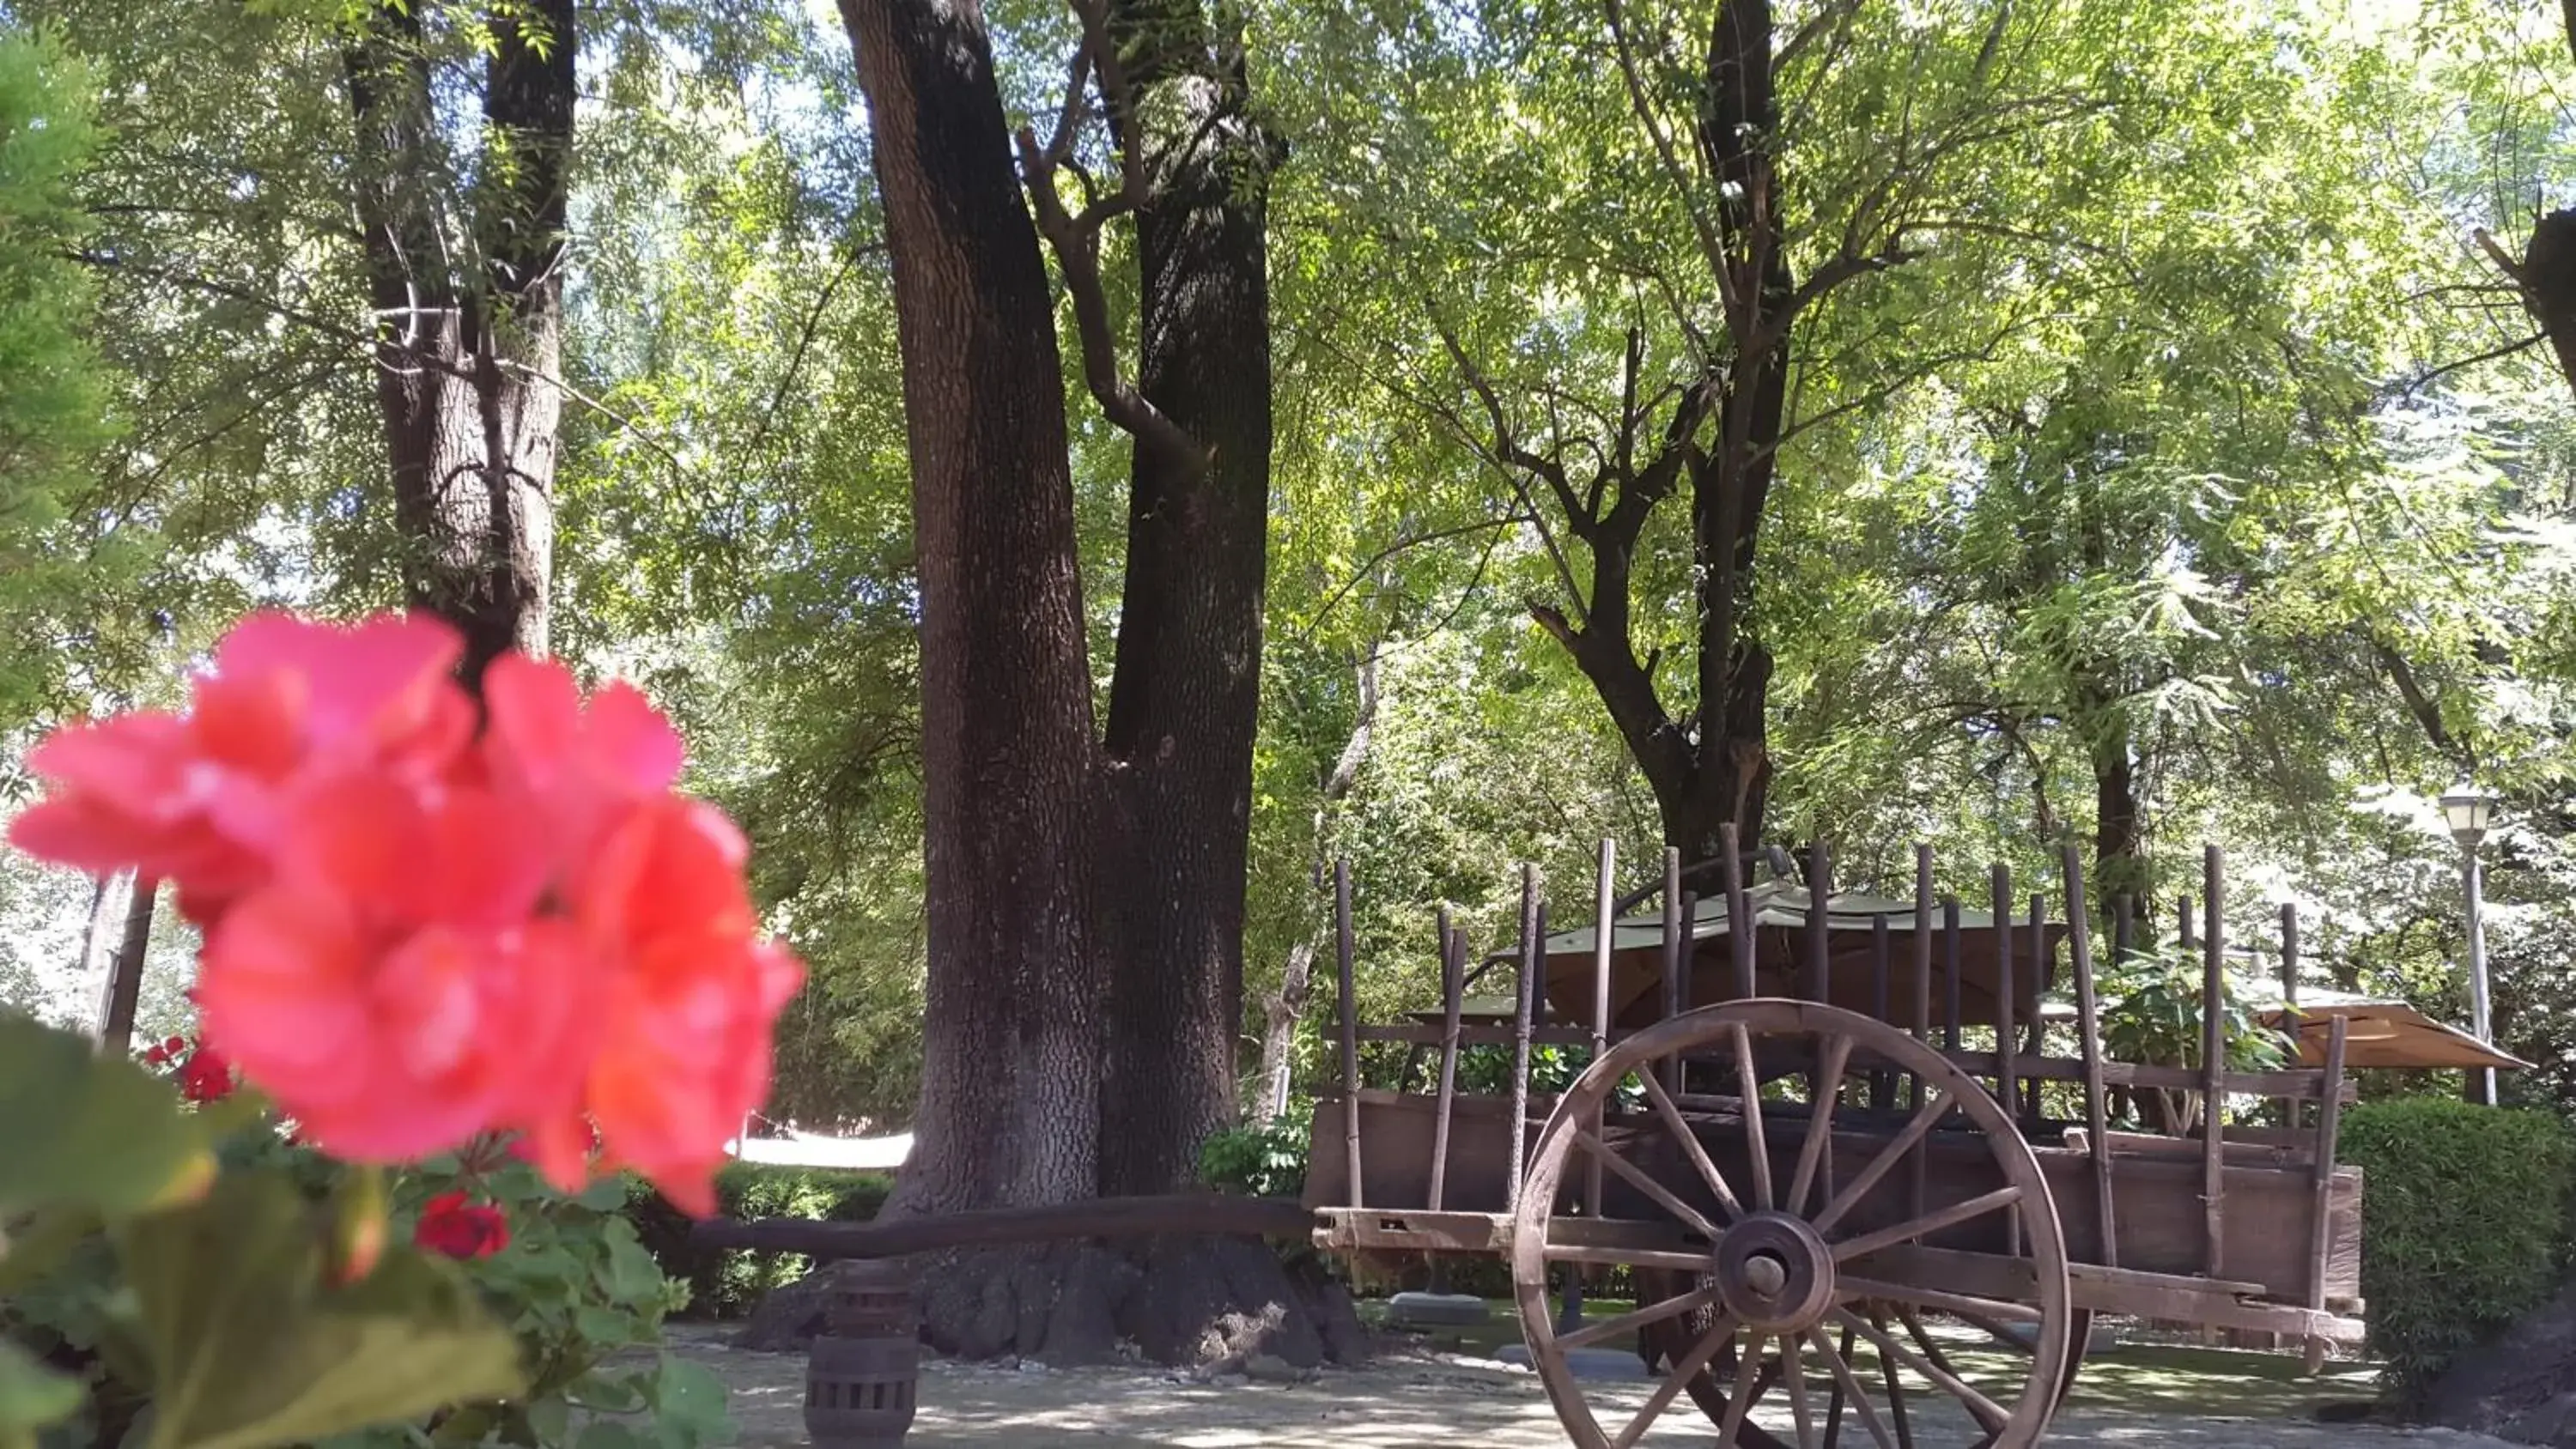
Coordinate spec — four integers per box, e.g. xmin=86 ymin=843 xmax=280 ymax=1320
xmin=644 ymin=1358 xmax=728 ymax=1449
xmin=116 ymin=1171 xmax=526 ymax=1449
xmin=573 ymin=1421 xmax=646 ymax=1449
xmin=570 ymin=1179 xmax=630 ymax=1215
xmin=0 ymin=1016 xmax=209 ymax=1219
xmin=0 ymin=1338 xmax=85 ymax=1449
xmin=522 ymin=1397 xmax=568 ymax=1446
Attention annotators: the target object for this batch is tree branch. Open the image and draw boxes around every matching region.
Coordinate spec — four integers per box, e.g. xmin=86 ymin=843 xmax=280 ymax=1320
xmin=1010 ymin=3 xmax=1207 ymax=473
xmin=1299 ymin=512 xmax=1534 ymax=637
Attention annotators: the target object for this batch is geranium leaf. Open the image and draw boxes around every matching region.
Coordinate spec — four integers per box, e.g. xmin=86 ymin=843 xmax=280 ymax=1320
xmin=0 ymin=1337 xmax=85 ymax=1449
xmin=118 ymin=1172 xmax=526 ymax=1449
xmin=0 ymin=1016 xmax=208 ymax=1220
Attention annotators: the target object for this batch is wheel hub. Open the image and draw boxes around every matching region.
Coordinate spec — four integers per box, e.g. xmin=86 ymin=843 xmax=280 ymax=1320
xmin=1715 ymin=1211 xmax=1837 ymax=1333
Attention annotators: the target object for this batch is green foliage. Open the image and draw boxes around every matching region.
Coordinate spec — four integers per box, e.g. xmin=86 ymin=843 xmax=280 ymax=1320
xmin=0 ymin=1015 xmax=524 ymax=1449
xmin=622 ymin=1166 xmax=890 ymax=1320
xmin=1 ymin=1016 xmax=731 ymax=1449
xmin=1196 ymin=1119 xmax=1309 ymax=1200
xmin=2095 ymin=945 xmax=2293 ymax=1084
xmin=0 ymin=23 xmax=138 ymax=729
xmin=2340 ymin=1098 xmax=2576 ymax=1409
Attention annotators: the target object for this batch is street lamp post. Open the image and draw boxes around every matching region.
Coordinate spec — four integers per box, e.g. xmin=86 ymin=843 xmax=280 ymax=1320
xmin=2439 ymin=785 xmax=2499 ymax=1106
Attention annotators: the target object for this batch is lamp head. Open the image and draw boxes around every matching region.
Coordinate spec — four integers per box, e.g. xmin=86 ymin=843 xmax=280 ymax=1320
xmin=2439 ymin=785 xmax=2496 ymax=850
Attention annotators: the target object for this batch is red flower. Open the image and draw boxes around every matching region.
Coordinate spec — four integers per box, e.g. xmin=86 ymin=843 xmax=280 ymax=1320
xmin=174 ymin=1040 xmax=234 ymax=1102
xmin=9 ymin=612 xmax=803 ymax=1212
xmin=143 ymin=1034 xmax=185 ymax=1065
xmin=7 ymin=612 xmax=471 ymax=927
xmin=413 ymin=1191 xmax=509 ymax=1260
xmin=195 ymin=773 xmax=598 ymax=1165
xmin=544 ymin=797 xmax=803 ymax=1215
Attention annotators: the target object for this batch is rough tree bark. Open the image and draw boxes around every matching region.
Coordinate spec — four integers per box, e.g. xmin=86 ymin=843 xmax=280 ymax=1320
xmin=835 ymin=0 xmax=1104 ymax=1222
xmin=343 ymin=0 xmax=572 ymax=685
xmin=819 ymin=0 xmax=1356 ymax=1369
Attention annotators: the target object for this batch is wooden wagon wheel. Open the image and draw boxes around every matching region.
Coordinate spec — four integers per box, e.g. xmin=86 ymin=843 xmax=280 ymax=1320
xmin=1511 ymin=999 xmax=2073 ymax=1449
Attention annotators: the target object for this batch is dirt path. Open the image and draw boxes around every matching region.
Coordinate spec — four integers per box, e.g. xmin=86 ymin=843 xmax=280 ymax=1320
xmin=674 ymin=1331 xmax=2520 ymax=1448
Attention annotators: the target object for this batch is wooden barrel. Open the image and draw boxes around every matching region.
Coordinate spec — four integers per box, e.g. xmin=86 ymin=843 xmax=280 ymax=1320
xmin=827 ymin=1258 xmax=917 ymax=1337
xmin=805 ymin=1261 xmax=919 ymax=1448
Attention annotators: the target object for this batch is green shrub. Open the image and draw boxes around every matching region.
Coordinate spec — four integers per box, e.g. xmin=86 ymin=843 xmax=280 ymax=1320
xmin=2340 ymin=1097 xmax=2576 ymax=1408
xmin=624 ymin=1164 xmax=895 ymax=1319
xmin=1198 ymin=1119 xmax=1309 ymax=1199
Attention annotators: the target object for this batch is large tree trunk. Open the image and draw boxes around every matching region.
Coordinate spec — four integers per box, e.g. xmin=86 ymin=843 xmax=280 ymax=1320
xmin=343 ymin=0 xmax=570 ymax=685
xmin=837 ymin=0 xmax=1103 ymax=1222
xmin=1094 ymin=17 xmax=1280 ymax=1195
xmin=817 ymin=0 xmax=1356 ymax=1371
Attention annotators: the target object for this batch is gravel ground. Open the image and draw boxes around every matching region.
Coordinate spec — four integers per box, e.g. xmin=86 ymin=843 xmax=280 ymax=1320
xmin=668 ymin=1328 xmax=2525 ymax=1448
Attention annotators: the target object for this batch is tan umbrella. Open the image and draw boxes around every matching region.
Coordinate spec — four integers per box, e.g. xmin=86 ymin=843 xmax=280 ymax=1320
xmin=2261 ymin=989 xmax=2532 ymax=1071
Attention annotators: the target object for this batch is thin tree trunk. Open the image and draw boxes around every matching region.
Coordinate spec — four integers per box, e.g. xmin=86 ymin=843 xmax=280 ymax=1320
xmin=94 ymin=874 xmax=155 ymax=1057
xmin=1257 ymin=645 xmax=1381 ymax=1121
xmin=838 ymin=0 xmax=1104 ymax=1216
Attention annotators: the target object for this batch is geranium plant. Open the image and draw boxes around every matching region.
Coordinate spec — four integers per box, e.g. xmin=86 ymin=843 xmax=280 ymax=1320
xmin=0 ymin=611 xmax=803 ymax=1449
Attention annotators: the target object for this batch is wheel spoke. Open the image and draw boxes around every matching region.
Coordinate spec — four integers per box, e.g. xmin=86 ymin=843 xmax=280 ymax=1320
xmin=1713 ymin=1329 xmax=1769 ymax=1448
xmin=1838 ymin=1275 xmax=2042 ymax=1324
xmin=1637 ymin=1069 xmax=1744 ymax=1223
xmin=1872 ymin=1307 xmax=1917 ymax=1449
xmin=1784 ymin=1331 xmax=1817 ymax=1446
xmin=1892 ymin=1305 xmax=1973 ymax=1385
xmin=1610 ymin=1311 xmax=1741 ymax=1449
xmin=1807 ymin=1326 xmax=1897 ymax=1449
xmin=1836 ymin=1308 xmax=2011 ymax=1435
xmin=1559 ymin=1282 xmax=1723 ymax=1351
xmin=1575 ymin=1127 xmax=1724 ymax=1240
xmin=1788 ymin=1034 xmax=1852 ymax=1217
xmin=1732 ymin=1022 xmax=1774 ymax=1210
xmin=1832 ymin=1185 xmax=2024 ymax=1263
xmin=1812 ymin=1088 xmax=1959 ymax=1237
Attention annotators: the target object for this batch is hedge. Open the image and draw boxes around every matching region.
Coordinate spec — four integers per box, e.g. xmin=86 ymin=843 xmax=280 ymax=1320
xmin=625 ymin=1164 xmax=895 ymax=1319
xmin=2340 ymin=1097 xmax=2576 ymax=1408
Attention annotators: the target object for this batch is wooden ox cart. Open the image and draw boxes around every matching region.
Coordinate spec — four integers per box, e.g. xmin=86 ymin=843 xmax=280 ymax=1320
xmin=704 ymin=836 xmax=2391 ymax=1449
xmin=1304 ymin=836 xmax=2369 ymax=1448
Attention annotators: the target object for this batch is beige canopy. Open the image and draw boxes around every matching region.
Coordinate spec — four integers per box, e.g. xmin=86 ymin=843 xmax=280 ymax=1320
xmin=2261 ymin=988 xmax=2531 ymax=1072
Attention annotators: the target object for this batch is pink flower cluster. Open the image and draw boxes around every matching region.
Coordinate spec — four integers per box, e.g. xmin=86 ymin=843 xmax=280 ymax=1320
xmin=9 ymin=612 xmax=803 ymax=1214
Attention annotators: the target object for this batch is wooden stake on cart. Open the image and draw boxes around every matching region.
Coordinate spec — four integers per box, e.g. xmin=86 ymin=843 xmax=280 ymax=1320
xmin=1911 ymin=844 xmax=1935 ymax=1219
xmin=1991 ymin=861 xmax=2022 ymax=1252
xmin=1334 ymin=857 xmax=1363 ymax=1210
xmin=1942 ymin=895 xmax=1965 ymax=1050
xmin=1661 ymin=847 xmax=1686 ymax=1092
xmin=2061 ymin=843 xmax=2118 ymax=1269
xmin=1428 ymin=906 xmax=1462 ymax=1214
xmin=1807 ymin=840 xmax=1834 ymax=1003
xmin=1588 ymin=839 xmax=1615 ymax=1223
xmin=2281 ymin=903 xmax=2304 ymax=1131
xmin=2202 ymin=846 xmax=2228 ymax=1287
xmin=1508 ymin=864 xmax=1539 ymax=1210
xmin=1722 ymin=823 xmax=1755 ymax=1001
xmin=2303 ymin=1011 xmax=2351 ymax=1374
xmin=2026 ymin=891 xmax=2049 ymax=1122
xmin=1990 ymin=863 xmax=2019 ymax=1124
xmin=1871 ymin=913 xmax=1895 ymax=1111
